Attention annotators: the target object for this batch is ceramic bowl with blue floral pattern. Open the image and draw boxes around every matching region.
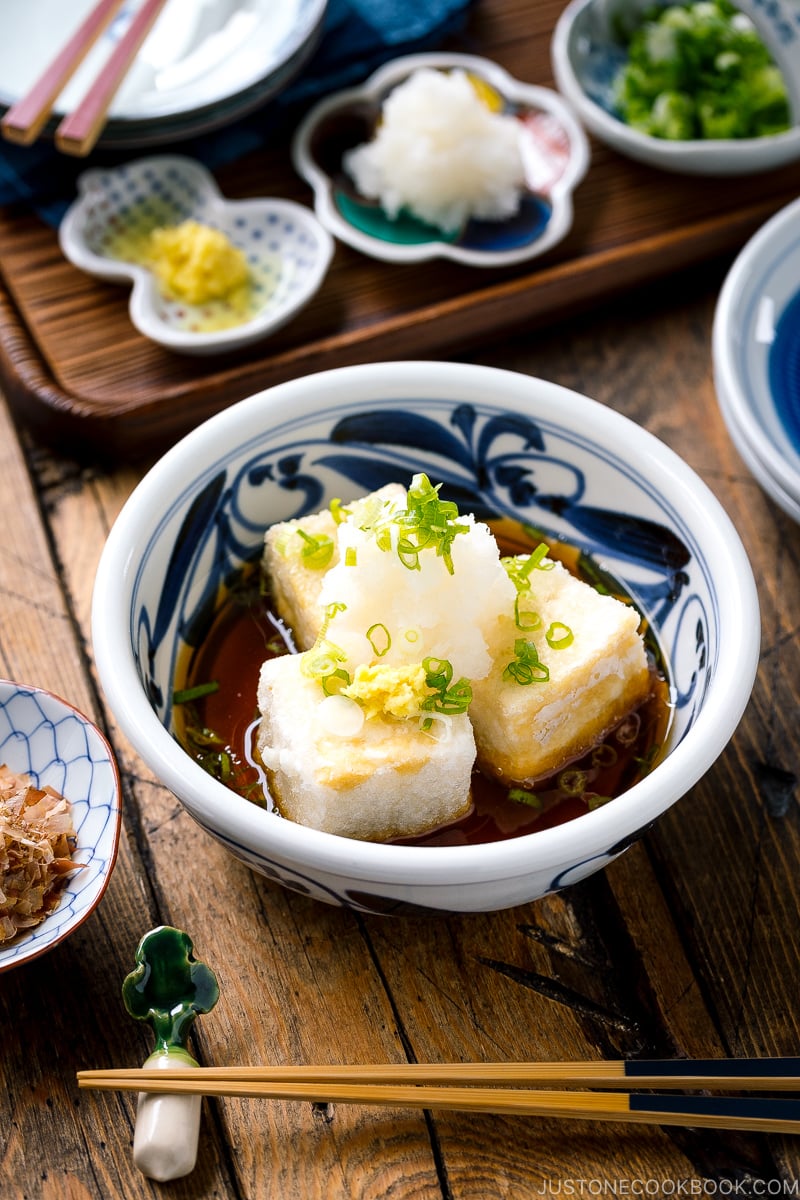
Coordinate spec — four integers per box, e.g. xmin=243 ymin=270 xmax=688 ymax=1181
xmin=291 ymin=52 xmax=590 ymax=266
xmin=59 ymin=155 xmax=334 ymax=355
xmin=0 ymin=680 xmax=121 ymax=973
xmin=91 ymin=361 xmax=758 ymax=915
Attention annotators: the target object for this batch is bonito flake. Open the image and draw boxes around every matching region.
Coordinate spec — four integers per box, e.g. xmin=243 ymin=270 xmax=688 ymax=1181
xmin=0 ymin=764 xmax=82 ymax=943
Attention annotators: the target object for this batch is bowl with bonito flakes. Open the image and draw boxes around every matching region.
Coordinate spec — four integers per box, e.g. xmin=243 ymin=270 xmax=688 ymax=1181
xmin=0 ymin=680 xmax=121 ymax=971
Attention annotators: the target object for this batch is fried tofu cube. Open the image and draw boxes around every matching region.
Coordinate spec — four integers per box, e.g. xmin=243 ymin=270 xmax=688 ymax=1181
xmin=256 ymin=653 xmax=474 ymax=842
xmin=470 ymin=560 xmax=651 ymax=785
xmin=262 ymin=484 xmax=406 ymax=651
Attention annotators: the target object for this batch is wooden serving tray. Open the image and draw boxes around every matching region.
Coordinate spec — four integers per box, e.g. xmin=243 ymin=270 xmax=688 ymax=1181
xmin=0 ymin=0 xmax=798 ymax=459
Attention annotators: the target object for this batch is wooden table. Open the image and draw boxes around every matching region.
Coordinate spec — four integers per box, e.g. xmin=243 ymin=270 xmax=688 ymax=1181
xmin=2 ymin=249 xmax=799 ymax=1198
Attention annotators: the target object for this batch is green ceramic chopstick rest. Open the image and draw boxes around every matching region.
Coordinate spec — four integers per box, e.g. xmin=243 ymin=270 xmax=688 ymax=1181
xmin=122 ymin=925 xmax=219 ymax=1182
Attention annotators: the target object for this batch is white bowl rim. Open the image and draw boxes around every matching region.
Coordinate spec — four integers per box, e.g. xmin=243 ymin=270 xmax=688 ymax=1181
xmin=712 ymin=193 xmax=800 ymax=504
xmin=551 ymin=0 xmax=800 ymax=175
xmin=291 ymin=50 xmax=591 ymax=268
xmin=92 ymin=360 xmax=760 ymax=887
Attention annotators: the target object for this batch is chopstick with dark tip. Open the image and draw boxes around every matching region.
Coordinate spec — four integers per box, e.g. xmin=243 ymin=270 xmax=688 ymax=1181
xmin=1 ymin=0 xmax=126 ymax=146
xmin=77 ymin=1057 xmax=800 ymax=1091
xmin=76 ymin=1078 xmax=800 ymax=1136
xmin=55 ymin=0 xmax=170 ymax=157
xmin=76 ymin=1059 xmax=800 ymax=1135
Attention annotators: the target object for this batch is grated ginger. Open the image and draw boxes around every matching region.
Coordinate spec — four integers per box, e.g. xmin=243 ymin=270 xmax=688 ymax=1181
xmin=0 ymin=764 xmax=83 ymax=944
xmin=145 ymin=219 xmax=250 ymax=306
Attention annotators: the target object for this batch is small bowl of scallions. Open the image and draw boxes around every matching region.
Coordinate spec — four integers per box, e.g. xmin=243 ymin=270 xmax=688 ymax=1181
xmin=551 ymin=0 xmax=800 ymax=174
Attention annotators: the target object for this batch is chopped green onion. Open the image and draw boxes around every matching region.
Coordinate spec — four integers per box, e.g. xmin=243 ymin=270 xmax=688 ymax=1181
xmin=634 ymin=745 xmax=660 ymax=773
xmin=301 ymin=640 xmax=347 ymax=680
xmin=330 ymin=497 xmax=351 ymax=525
xmin=369 ymin=473 xmax=469 ymax=575
xmin=502 ymin=639 xmax=550 ymax=685
xmin=587 ymin=794 xmax=612 ymax=811
xmin=321 ymin=668 xmax=352 ymax=696
xmin=302 ymin=641 xmax=352 ymax=698
xmin=317 ymin=601 xmax=346 ymax=641
xmin=184 ymin=724 xmax=224 ymax=749
xmin=546 ymin=622 xmax=574 ymax=650
xmin=296 ymin=529 xmax=334 ymax=570
xmin=505 ymin=541 xmax=554 ymax=586
xmin=375 ymin=527 xmax=393 ymax=554
xmin=592 ymin=743 xmax=618 ymax=768
xmin=423 ymin=656 xmax=452 ymax=690
xmin=421 ymin=656 xmax=472 ymax=715
xmin=366 ymin=623 xmax=391 ymax=657
xmin=525 ymin=541 xmax=554 ymax=573
xmin=615 ymin=714 xmax=641 ymax=746
xmin=514 ymin=595 xmax=541 ymax=631
xmin=173 ymin=681 xmax=220 ymax=705
xmin=559 ymin=769 xmax=587 ymax=796
xmin=344 ymin=547 xmax=357 ymax=567
xmin=508 ymin=787 xmax=543 ymax=810
xmin=397 ymin=534 xmax=422 ymax=572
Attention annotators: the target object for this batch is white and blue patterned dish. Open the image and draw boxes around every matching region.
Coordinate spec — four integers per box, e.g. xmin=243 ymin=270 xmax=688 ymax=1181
xmin=551 ymin=0 xmax=800 ymax=176
xmin=713 ymin=195 xmax=800 ymax=520
xmin=0 ymin=680 xmax=121 ymax=974
xmin=291 ymin=52 xmax=590 ymax=267
xmin=58 ymin=155 xmax=334 ymax=356
xmin=91 ymin=361 xmax=758 ymax=916
xmin=0 ymin=0 xmax=327 ymax=149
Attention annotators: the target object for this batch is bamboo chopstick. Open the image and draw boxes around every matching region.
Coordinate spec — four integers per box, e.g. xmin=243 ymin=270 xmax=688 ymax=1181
xmin=77 ymin=1056 xmax=800 ymax=1091
xmin=75 ymin=1073 xmax=800 ymax=1136
xmin=1 ymin=0 xmax=126 ymax=146
xmin=55 ymin=0 xmax=170 ymax=157
xmin=76 ymin=1059 xmax=800 ymax=1135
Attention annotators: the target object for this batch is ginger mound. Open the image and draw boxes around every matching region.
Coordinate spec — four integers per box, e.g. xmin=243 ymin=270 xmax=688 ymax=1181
xmin=0 ymin=764 xmax=83 ymax=944
xmin=146 ymin=220 xmax=250 ymax=306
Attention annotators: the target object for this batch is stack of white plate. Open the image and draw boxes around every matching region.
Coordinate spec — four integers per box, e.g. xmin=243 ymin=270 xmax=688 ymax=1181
xmin=0 ymin=0 xmax=328 ymax=148
xmin=713 ymin=195 xmax=800 ymax=523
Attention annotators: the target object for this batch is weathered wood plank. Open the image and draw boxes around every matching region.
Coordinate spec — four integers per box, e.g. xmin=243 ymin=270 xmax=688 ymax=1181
xmin=5 ymin=252 xmax=800 ymax=1197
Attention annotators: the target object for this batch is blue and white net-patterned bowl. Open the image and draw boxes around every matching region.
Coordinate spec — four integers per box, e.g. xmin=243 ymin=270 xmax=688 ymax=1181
xmin=92 ymin=361 xmax=758 ymax=915
xmin=58 ymin=155 xmax=334 ymax=356
xmin=0 ymin=681 xmax=121 ymax=972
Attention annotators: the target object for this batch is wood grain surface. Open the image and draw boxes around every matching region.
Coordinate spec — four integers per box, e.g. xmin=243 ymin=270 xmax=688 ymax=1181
xmin=1 ymin=250 xmax=799 ymax=1197
xmin=0 ymin=0 xmax=798 ymax=457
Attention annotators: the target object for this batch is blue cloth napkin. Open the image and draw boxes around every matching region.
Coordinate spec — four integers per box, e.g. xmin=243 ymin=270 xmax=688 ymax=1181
xmin=0 ymin=0 xmax=472 ymax=226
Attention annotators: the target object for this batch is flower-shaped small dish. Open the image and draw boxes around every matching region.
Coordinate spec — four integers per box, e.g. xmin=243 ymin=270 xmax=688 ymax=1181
xmin=291 ymin=52 xmax=590 ymax=267
xmin=713 ymin=195 xmax=800 ymax=522
xmin=58 ymin=155 xmax=334 ymax=356
xmin=0 ymin=680 xmax=121 ymax=974
xmin=551 ymin=0 xmax=800 ymax=176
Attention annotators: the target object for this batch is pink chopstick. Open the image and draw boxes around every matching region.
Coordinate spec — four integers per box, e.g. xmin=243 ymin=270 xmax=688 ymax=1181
xmin=55 ymin=0 xmax=170 ymax=157
xmin=1 ymin=0 xmax=127 ymax=146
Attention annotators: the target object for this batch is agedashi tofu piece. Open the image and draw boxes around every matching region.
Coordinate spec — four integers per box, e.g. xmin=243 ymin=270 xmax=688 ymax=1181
xmin=470 ymin=560 xmax=651 ymax=785
xmin=256 ymin=653 xmax=474 ymax=842
xmin=262 ymin=484 xmax=406 ymax=651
